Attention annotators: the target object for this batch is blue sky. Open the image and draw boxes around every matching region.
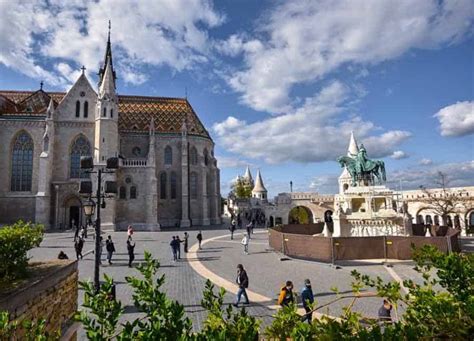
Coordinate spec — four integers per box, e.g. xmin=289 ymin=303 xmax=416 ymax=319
xmin=1 ymin=0 xmax=473 ymax=197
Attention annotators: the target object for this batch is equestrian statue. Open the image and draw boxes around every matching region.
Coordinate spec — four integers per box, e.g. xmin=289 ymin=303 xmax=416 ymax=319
xmin=337 ymin=144 xmax=386 ymax=186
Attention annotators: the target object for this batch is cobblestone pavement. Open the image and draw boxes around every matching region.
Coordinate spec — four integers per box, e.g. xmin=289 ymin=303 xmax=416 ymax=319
xmin=29 ymin=226 xmax=432 ymax=338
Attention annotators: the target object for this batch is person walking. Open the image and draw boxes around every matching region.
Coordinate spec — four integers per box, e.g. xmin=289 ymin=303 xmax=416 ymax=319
xmin=105 ymin=235 xmax=115 ymax=265
xmin=197 ymin=231 xmax=203 ymax=250
xmin=170 ymin=236 xmax=178 ymax=261
xmin=278 ymin=281 xmax=295 ymax=307
xmin=74 ymin=237 xmax=84 ymax=260
xmin=241 ymin=233 xmax=249 ymax=255
xmin=230 ymin=219 xmax=236 ymax=240
xmin=183 ymin=232 xmax=189 ymax=253
xmin=127 ymin=237 xmax=136 ymax=267
xmin=378 ymin=299 xmax=393 ymax=323
xmin=233 ymin=264 xmax=250 ymax=307
xmin=246 ymin=222 xmax=252 ymax=239
xmin=176 ymin=235 xmax=182 ymax=259
xmin=127 ymin=225 xmax=134 ymax=240
xmin=301 ymin=279 xmax=314 ymax=323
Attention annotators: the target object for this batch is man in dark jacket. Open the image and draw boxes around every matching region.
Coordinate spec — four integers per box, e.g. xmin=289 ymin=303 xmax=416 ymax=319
xmin=233 ymin=264 xmax=250 ymax=307
xmin=197 ymin=231 xmax=203 ymax=250
xmin=74 ymin=237 xmax=84 ymax=260
xmin=301 ymin=279 xmax=314 ymax=323
xmin=170 ymin=236 xmax=178 ymax=261
xmin=278 ymin=280 xmax=295 ymax=307
xmin=105 ymin=235 xmax=115 ymax=265
xmin=127 ymin=238 xmax=136 ymax=267
xmin=378 ymin=299 xmax=392 ymax=322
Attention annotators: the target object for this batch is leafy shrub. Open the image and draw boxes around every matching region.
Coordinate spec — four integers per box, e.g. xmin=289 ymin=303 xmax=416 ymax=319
xmin=0 ymin=220 xmax=43 ymax=280
xmin=0 ymin=311 xmax=59 ymax=340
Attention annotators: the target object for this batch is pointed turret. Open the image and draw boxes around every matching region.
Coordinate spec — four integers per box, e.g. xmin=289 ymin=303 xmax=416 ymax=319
xmin=243 ymin=166 xmax=253 ymax=182
xmin=252 ymin=169 xmax=267 ymax=200
xmin=347 ymin=131 xmax=359 ymax=157
xmin=98 ymin=20 xmax=116 ymax=88
xmin=99 ymin=57 xmax=116 ymax=98
xmin=46 ymin=97 xmax=54 ymax=119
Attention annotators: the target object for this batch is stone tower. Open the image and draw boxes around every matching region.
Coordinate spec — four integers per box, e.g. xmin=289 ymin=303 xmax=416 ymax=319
xmin=338 ymin=131 xmax=358 ymax=194
xmin=252 ymin=169 xmax=267 ymax=200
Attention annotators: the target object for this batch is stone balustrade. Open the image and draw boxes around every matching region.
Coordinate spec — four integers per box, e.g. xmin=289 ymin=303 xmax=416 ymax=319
xmin=121 ymin=158 xmax=148 ymax=167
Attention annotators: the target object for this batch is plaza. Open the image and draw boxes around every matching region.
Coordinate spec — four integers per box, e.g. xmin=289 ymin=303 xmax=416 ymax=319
xmin=27 ymin=222 xmax=473 ymax=337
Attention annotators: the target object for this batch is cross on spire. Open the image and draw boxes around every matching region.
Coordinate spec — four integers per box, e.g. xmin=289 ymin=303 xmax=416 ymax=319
xmin=40 ymin=81 xmax=44 ymax=90
xmin=81 ymin=65 xmax=86 ymax=74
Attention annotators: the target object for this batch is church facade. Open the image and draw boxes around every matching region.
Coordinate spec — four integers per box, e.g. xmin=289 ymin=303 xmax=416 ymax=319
xmin=0 ymin=36 xmax=221 ymax=230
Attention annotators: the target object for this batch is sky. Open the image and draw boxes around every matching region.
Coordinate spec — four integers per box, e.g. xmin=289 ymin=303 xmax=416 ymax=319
xmin=1 ymin=0 xmax=473 ymax=197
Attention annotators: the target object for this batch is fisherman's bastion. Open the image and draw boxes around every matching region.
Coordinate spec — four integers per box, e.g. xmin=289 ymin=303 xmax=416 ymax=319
xmin=227 ymin=132 xmax=474 ymax=237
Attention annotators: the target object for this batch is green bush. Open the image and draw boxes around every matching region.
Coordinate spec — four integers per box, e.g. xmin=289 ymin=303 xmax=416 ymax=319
xmin=0 ymin=220 xmax=44 ymax=280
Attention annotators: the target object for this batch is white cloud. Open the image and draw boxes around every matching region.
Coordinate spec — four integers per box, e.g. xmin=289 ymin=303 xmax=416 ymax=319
xmin=213 ymin=81 xmax=412 ymax=164
xmin=419 ymin=158 xmax=433 ymax=166
xmin=0 ymin=0 xmax=224 ymax=87
xmin=388 ymin=160 xmax=474 ymax=189
xmin=391 ymin=150 xmax=409 ymax=159
xmin=221 ymin=0 xmax=474 ymax=113
xmin=217 ymin=156 xmax=251 ymax=169
xmin=309 ymin=175 xmax=339 ymax=194
xmin=434 ymin=101 xmax=474 ymax=137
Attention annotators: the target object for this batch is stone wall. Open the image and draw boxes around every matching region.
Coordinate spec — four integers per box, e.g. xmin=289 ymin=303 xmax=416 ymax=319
xmin=0 ymin=260 xmax=78 ymax=339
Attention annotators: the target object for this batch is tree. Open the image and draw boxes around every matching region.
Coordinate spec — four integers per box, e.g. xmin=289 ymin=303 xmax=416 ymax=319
xmin=419 ymin=171 xmax=470 ymax=226
xmin=230 ymin=176 xmax=253 ymax=199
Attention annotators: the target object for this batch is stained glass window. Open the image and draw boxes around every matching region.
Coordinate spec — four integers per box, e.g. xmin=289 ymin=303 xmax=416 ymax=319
xmin=160 ymin=172 xmax=167 ymax=199
xmin=190 ymin=146 xmax=198 ymax=165
xmin=11 ymin=131 xmax=34 ymax=191
xmin=164 ymin=146 xmax=172 ymax=165
xmin=70 ymin=136 xmax=91 ymax=179
xmin=170 ymin=172 xmax=177 ymax=199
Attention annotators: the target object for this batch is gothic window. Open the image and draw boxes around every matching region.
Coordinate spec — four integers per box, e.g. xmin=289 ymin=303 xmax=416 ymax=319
xmin=70 ymin=135 xmax=91 ymax=179
xmin=203 ymin=149 xmax=209 ymax=166
xmin=110 ymin=108 xmax=113 ymax=118
xmin=190 ymin=172 xmax=198 ymax=199
xmin=84 ymin=101 xmax=88 ymax=118
xmin=103 ymin=107 xmax=107 ymax=117
xmin=190 ymin=146 xmax=198 ymax=165
xmin=10 ymin=131 xmax=34 ymax=192
xmin=164 ymin=146 xmax=172 ymax=165
xmin=119 ymin=186 xmax=126 ymax=199
xmin=75 ymin=100 xmax=80 ymax=117
xmin=170 ymin=172 xmax=177 ymax=199
xmin=160 ymin=172 xmax=167 ymax=199
xmin=130 ymin=186 xmax=137 ymax=199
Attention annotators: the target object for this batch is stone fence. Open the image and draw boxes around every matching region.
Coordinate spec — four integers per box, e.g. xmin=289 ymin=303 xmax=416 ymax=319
xmin=269 ymin=224 xmax=460 ymax=262
xmin=0 ymin=260 xmax=78 ymax=340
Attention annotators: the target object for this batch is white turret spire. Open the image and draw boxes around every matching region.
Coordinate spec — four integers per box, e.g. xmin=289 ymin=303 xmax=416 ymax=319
xmin=244 ymin=165 xmax=253 ymax=182
xmin=99 ymin=57 xmax=116 ymax=98
xmin=252 ymin=169 xmax=267 ymax=200
xmin=347 ymin=131 xmax=359 ymax=157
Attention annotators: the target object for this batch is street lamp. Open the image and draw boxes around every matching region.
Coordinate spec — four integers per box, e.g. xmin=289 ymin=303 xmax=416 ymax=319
xmin=79 ymin=156 xmax=118 ymax=292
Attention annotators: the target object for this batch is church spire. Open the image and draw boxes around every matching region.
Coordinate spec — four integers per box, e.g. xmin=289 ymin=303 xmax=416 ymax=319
xmin=347 ymin=131 xmax=359 ymax=157
xmin=98 ymin=20 xmax=116 ymax=88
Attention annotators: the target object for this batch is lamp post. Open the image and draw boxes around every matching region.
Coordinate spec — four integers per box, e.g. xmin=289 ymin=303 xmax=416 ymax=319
xmin=79 ymin=156 xmax=118 ymax=292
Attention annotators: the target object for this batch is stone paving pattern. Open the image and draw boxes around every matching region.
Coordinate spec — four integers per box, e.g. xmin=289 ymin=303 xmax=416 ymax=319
xmin=29 ymin=225 xmax=450 ymax=339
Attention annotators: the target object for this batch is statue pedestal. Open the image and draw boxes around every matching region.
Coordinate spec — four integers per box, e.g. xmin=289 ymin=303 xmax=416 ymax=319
xmin=334 ymin=185 xmax=407 ymax=236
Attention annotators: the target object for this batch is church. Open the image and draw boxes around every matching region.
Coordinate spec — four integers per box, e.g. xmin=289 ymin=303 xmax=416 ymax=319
xmin=0 ymin=33 xmax=221 ymax=230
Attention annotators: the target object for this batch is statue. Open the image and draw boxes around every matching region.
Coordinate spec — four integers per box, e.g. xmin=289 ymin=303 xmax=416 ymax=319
xmin=337 ymin=143 xmax=386 ymax=186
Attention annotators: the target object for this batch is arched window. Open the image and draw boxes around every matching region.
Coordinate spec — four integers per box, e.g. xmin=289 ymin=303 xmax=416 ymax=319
xmin=203 ymin=149 xmax=209 ymax=166
xmin=170 ymin=172 xmax=177 ymax=199
xmin=84 ymin=101 xmax=88 ymax=118
xmin=425 ymin=215 xmax=432 ymax=225
xmin=110 ymin=108 xmax=113 ymax=118
xmin=11 ymin=131 xmax=34 ymax=191
xmin=119 ymin=186 xmax=126 ymax=199
xmin=454 ymin=215 xmax=460 ymax=228
xmin=75 ymin=100 xmax=80 ymax=117
xmin=70 ymin=135 xmax=91 ymax=178
xmin=103 ymin=107 xmax=107 ymax=117
xmin=190 ymin=172 xmax=198 ymax=199
xmin=164 ymin=146 xmax=172 ymax=165
xmin=446 ymin=215 xmax=453 ymax=227
xmin=434 ymin=215 xmax=440 ymax=225
xmin=190 ymin=146 xmax=198 ymax=165
xmin=130 ymin=186 xmax=137 ymax=199
xmin=416 ymin=215 xmax=424 ymax=224
xmin=160 ymin=172 xmax=167 ymax=199
xmin=469 ymin=212 xmax=474 ymax=227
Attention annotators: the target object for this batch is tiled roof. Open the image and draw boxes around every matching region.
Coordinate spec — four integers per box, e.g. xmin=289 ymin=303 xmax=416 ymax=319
xmin=0 ymin=90 xmax=211 ymax=139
